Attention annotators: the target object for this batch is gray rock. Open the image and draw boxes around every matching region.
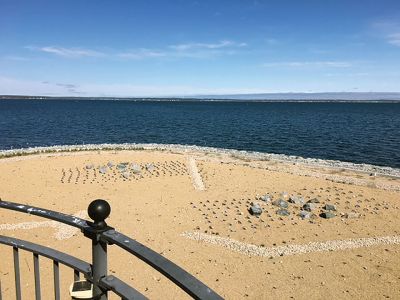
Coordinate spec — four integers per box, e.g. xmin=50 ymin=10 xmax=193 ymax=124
xmin=260 ymin=194 xmax=271 ymax=202
xmin=298 ymin=210 xmax=313 ymax=219
xmin=320 ymin=212 xmax=335 ymax=219
xmin=107 ymin=161 xmax=114 ymax=168
xmin=130 ymin=163 xmax=141 ymax=174
xmin=99 ymin=166 xmax=107 ymax=174
xmin=146 ymin=163 xmax=155 ymax=172
xmin=117 ymin=163 xmax=127 ymax=171
xmin=324 ymin=204 xmax=337 ymax=211
xmin=308 ymin=198 xmax=320 ymax=204
xmin=276 ymin=209 xmax=290 ymax=216
xmin=122 ymin=172 xmax=130 ymax=179
xmin=86 ymin=164 xmax=94 ymax=170
xmin=272 ymin=199 xmax=289 ymax=208
xmin=303 ymin=203 xmax=317 ymax=212
xmin=289 ymin=195 xmax=305 ymax=205
xmin=249 ymin=204 xmax=263 ymax=216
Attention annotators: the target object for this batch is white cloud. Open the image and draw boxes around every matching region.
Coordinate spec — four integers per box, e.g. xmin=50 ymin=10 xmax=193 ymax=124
xmin=372 ymin=21 xmax=400 ymax=47
xmin=117 ymin=49 xmax=167 ymax=59
xmin=263 ymin=61 xmax=352 ymax=68
xmin=387 ymin=33 xmax=400 ymax=46
xmin=26 ymin=46 xmax=105 ymax=58
xmin=170 ymin=40 xmax=247 ymax=51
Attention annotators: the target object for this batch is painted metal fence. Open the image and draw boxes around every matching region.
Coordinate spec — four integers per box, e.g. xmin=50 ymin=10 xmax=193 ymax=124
xmin=0 ymin=199 xmax=223 ymax=300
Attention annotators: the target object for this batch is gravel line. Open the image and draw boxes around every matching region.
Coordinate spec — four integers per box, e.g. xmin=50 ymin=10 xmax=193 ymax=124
xmin=187 ymin=156 xmax=205 ymax=191
xmin=181 ymin=231 xmax=400 ymax=258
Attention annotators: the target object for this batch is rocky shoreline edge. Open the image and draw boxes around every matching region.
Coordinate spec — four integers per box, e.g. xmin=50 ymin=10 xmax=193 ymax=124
xmin=0 ymin=143 xmax=399 ymax=178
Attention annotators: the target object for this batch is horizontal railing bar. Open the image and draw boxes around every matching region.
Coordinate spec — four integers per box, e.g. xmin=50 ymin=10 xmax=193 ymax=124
xmin=102 ymin=230 xmax=223 ymax=300
xmin=0 ymin=235 xmax=91 ymax=276
xmin=99 ymin=275 xmax=148 ymax=300
xmin=0 ymin=200 xmax=91 ymax=231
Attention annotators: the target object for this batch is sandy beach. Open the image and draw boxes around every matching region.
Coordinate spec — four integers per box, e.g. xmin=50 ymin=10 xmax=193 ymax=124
xmin=0 ymin=146 xmax=399 ymax=299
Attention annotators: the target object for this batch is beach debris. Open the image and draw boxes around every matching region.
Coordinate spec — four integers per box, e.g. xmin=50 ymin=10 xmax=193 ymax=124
xmin=107 ymin=161 xmax=114 ymax=168
xmin=99 ymin=166 xmax=107 ymax=174
xmin=272 ymin=199 xmax=289 ymax=208
xmin=303 ymin=203 xmax=317 ymax=212
xmin=276 ymin=209 xmax=290 ymax=216
xmin=320 ymin=212 xmax=336 ymax=219
xmin=308 ymin=198 xmax=320 ymax=204
xmin=323 ymin=204 xmax=337 ymax=211
xmin=86 ymin=164 xmax=94 ymax=170
xmin=260 ymin=194 xmax=271 ymax=203
xmin=289 ymin=195 xmax=305 ymax=205
xmin=280 ymin=192 xmax=289 ymax=200
xmin=249 ymin=203 xmax=263 ymax=216
xmin=298 ymin=210 xmax=313 ymax=219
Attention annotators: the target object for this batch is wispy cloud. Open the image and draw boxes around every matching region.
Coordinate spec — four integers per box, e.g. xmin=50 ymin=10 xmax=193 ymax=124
xmin=169 ymin=40 xmax=247 ymax=51
xmin=263 ymin=61 xmax=352 ymax=68
xmin=372 ymin=21 xmax=400 ymax=47
xmin=117 ymin=49 xmax=167 ymax=59
xmin=26 ymin=46 xmax=105 ymax=58
xmin=25 ymin=40 xmax=246 ymax=60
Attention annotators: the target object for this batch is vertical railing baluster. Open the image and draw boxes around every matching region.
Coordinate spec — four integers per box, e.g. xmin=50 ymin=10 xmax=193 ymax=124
xmin=13 ymin=247 xmax=22 ymax=300
xmin=74 ymin=269 xmax=80 ymax=281
xmin=33 ymin=253 xmax=41 ymax=300
xmin=53 ymin=261 xmax=60 ymax=300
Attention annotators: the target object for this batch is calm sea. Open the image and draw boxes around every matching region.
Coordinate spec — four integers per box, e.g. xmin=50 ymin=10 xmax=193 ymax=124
xmin=0 ymin=99 xmax=399 ymax=168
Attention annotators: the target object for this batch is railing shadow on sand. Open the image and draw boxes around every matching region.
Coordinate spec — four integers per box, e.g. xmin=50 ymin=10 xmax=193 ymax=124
xmin=0 ymin=199 xmax=223 ymax=300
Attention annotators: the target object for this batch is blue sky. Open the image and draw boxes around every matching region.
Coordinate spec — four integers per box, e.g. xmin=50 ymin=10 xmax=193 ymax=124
xmin=0 ymin=0 xmax=400 ymax=96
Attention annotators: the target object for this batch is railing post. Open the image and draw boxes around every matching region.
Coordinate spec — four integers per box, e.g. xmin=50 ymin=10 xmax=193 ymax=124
xmin=88 ymin=199 xmax=111 ymax=300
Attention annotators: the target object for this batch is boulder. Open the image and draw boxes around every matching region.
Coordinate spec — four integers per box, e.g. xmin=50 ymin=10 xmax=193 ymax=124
xmin=276 ymin=209 xmax=290 ymax=216
xmin=146 ymin=163 xmax=155 ymax=172
xmin=308 ymin=198 xmax=320 ymax=204
xmin=320 ymin=212 xmax=335 ymax=219
xmin=303 ymin=203 xmax=316 ymax=212
xmin=249 ymin=204 xmax=263 ymax=216
xmin=260 ymin=194 xmax=271 ymax=203
xmin=272 ymin=199 xmax=289 ymax=208
xmin=130 ymin=163 xmax=141 ymax=174
xmin=298 ymin=210 xmax=313 ymax=219
xmin=289 ymin=195 xmax=305 ymax=205
xmin=99 ymin=166 xmax=107 ymax=174
xmin=323 ymin=204 xmax=336 ymax=211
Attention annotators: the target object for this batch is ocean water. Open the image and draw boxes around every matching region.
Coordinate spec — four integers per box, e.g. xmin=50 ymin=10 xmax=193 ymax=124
xmin=0 ymin=99 xmax=399 ymax=168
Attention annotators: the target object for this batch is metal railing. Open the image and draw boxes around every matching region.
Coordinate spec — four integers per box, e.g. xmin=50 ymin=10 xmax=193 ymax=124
xmin=0 ymin=199 xmax=223 ymax=300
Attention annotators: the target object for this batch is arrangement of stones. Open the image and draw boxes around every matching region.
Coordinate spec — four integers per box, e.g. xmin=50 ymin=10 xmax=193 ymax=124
xmin=1 ymin=143 xmax=398 ymax=177
xmin=60 ymin=160 xmax=188 ymax=184
xmin=190 ymin=186 xmax=397 ymax=237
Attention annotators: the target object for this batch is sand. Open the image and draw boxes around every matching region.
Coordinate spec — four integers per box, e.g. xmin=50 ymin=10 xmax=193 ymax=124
xmin=0 ymin=146 xmax=399 ymax=299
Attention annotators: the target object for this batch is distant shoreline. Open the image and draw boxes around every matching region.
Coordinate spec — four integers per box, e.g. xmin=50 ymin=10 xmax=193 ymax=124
xmin=1 ymin=93 xmax=400 ymax=103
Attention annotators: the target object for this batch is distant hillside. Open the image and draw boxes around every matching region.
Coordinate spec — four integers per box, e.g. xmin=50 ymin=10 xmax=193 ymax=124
xmin=1 ymin=92 xmax=400 ymax=101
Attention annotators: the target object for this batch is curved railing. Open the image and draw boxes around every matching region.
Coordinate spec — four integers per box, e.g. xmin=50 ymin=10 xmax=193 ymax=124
xmin=0 ymin=199 xmax=223 ymax=300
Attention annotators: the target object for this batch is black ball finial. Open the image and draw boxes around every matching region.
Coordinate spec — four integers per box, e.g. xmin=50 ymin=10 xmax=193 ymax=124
xmin=88 ymin=199 xmax=111 ymax=229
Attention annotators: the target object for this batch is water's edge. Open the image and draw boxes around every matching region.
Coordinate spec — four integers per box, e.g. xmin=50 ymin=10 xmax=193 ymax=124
xmin=1 ymin=143 xmax=399 ymax=177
